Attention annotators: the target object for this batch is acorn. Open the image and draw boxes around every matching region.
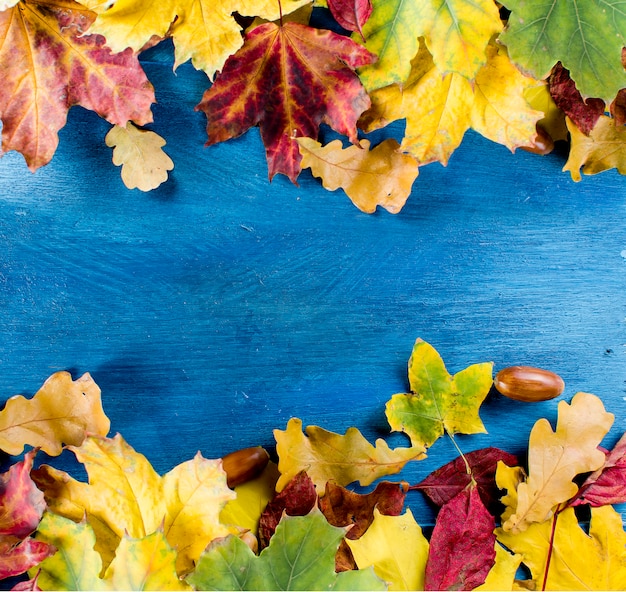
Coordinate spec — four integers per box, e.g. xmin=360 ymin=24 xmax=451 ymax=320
xmin=222 ymin=446 xmax=270 ymax=488
xmin=494 ymin=366 xmax=565 ymax=402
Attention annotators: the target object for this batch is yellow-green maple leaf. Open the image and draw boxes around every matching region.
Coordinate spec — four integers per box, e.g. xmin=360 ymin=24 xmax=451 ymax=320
xmin=297 ymin=137 xmax=418 ymax=214
xmin=356 ymin=0 xmax=502 ymax=90
xmin=83 ymin=0 xmax=310 ymax=78
xmin=499 ymin=392 xmax=614 ymax=534
xmin=0 ymin=372 xmax=110 ymax=456
xmin=563 ymin=115 xmax=626 ymax=181
xmin=385 ymin=338 xmax=493 ymax=449
xmin=274 ymin=417 xmax=424 ymax=492
xmin=496 ymin=505 xmax=626 ymax=590
xmin=360 ymin=40 xmax=544 ymax=165
xmin=347 ymin=508 xmax=429 ymax=591
xmin=33 ymin=434 xmax=235 ymax=576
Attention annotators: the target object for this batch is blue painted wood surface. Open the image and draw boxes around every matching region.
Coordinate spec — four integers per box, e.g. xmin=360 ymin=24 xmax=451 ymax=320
xmin=1 ymin=43 xmax=626 ymax=530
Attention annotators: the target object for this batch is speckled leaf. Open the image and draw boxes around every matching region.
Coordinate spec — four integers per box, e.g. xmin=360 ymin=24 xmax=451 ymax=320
xmin=105 ymin=123 xmax=173 ymax=192
xmin=347 ymin=508 xmax=428 ymax=591
xmin=297 ymin=137 xmax=418 ymax=214
xmin=0 ymin=0 xmax=154 ymax=170
xmin=385 ymin=339 xmax=493 ymax=449
xmin=196 ymin=21 xmax=376 ymax=183
xmin=0 ymin=372 xmax=110 ymax=456
xmin=274 ymin=418 xmax=424 ymax=492
xmin=500 ymin=0 xmax=626 ymax=102
xmin=188 ymin=508 xmax=386 ymax=591
xmin=564 ymin=115 xmax=626 ymax=181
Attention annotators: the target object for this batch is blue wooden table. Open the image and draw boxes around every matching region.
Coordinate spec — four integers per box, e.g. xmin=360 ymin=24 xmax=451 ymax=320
xmin=1 ymin=42 xmax=625 ymax=529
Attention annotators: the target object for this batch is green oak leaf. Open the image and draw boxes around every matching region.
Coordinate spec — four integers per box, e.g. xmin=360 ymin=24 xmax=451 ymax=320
xmin=187 ymin=508 xmax=386 ymax=591
xmin=500 ymin=0 xmax=626 ymax=103
xmin=385 ymin=339 xmax=493 ymax=448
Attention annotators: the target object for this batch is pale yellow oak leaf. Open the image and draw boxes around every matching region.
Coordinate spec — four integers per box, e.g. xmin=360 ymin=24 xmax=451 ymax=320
xmin=106 ymin=123 xmax=173 ymax=192
xmin=564 ymin=115 xmax=626 ymax=181
xmin=0 ymin=371 xmax=110 ymax=456
xmin=494 ymin=462 xmax=525 ymax=525
xmin=474 ymin=543 xmax=523 ymax=591
xmin=162 ymin=452 xmax=235 ymax=575
xmin=496 ymin=505 xmax=626 ymax=590
xmin=502 ymin=392 xmax=613 ymax=534
xmin=297 ymin=137 xmax=418 ymax=214
xmin=274 ymin=418 xmax=424 ymax=492
xmin=347 ymin=508 xmax=429 ymax=591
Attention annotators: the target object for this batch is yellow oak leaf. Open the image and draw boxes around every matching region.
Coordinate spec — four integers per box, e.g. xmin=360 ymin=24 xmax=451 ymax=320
xmin=84 ymin=0 xmax=310 ymax=78
xmin=361 ymin=40 xmax=543 ymax=165
xmin=0 ymin=372 xmax=110 ymax=456
xmin=563 ymin=115 xmax=626 ymax=181
xmin=274 ymin=418 xmax=424 ymax=492
xmin=524 ymin=85 xmax=568 ymax=144
xmin=32 ymin=434 xmax=235 ymax=576
xmin=496 ymin=505 xmax=626 ymax=590
xmin=474 ymin=543 xmax=523 ymax=591
xmin=355 ymin=0 xmax=502 ymax=90
xmin=500 ymin=392 xmax=614 ymax=534
xmin=347 ymin=508 xmax=429 ymax=591
xmin=105 ymin=123 xmax=174 ymax=192
xmin=297 ymin=137 xmax=418 ymax=214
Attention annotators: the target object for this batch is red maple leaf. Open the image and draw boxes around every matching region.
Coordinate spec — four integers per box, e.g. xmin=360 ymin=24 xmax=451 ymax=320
xmin=196 ymin=21 xmax=376 ymax=183
xmin=327 ymin=0 xmax=373 ymax=39
xmin=0 ymin=0 xmax=154 ymax=170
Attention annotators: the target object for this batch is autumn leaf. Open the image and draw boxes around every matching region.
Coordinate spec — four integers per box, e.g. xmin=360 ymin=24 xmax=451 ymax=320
xmin=347 ymin=508 xmax=428 ymax=591
xmin=499 ymin=392 xmax=614 ymax=533
xmin=32 ymin=433 xmax=235 ymax=576
xmin=105 ymin=123 xmax=174 ymax=191
xmin=0 ymin=0 xmax=154 ymax=171
xmin=195 ymin=21 xmax=376 ymax=183
xmin=474 ymin=543 xmax=523 ymax=592
xmin=188 ymin=508 xmax=386 ymax=591
xmin=424 ymin=485 xmax=496 ymax=591
xmin=571 ymin=431 xmax=626 ymax=507
xmin=496 ymin=505 xmax=626 ymax=590
xmin=524 ymin=83 xmax=569 ymax=144
xmin=360 ymin=41 xmax=544 ymax=166
xmin=413 ymin=447 xmax=518 ymax=514
xmin=0 ymin=537 xmax=55 ymax=580
xmin=274 ymin=417 xmax=424 ymax=492
xmin=297 ymin=138 xmax=418 ymax=213
xmin=355 ymin=0 xmax=502 ymax=91
xmin=327 ymin=0 xmax=372 ymax=38
xmin=385 ymin=338 xmax=493 ymax=449
xmin=563 ymin=116 xmax=626 ymax=181
xmin=0 ymin=372 xmax=110 ymax=457
xmin=500 ymin=0 xmax=626 ymax=103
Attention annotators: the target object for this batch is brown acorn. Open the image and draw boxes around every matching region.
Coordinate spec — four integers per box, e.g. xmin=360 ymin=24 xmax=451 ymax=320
xmin=222 ymin=446 xmax=270 ymax=488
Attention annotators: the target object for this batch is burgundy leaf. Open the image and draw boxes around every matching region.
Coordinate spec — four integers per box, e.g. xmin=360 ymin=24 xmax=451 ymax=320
xmin=424 ymin=485 xmax=496 ymax=591
xmin=414 ymin=447 xmax=518 ymax=514
xmin=549 ymin=63 xmax=605 ymax=135
xmin=0 ymin=451 xmax=46 ymax=538
xmin=258 ymin=471 xmax=317 ymax=548
xmin=327 ymin=0 xmax=373 ymax=38
xmin=571 ymin=433 xmax=626 ymax=507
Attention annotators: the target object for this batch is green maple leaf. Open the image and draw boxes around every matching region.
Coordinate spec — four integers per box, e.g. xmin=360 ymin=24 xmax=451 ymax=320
xmin=385 ymin=339 xmax=493 ymax=449
xmin=187 ymin=508 xmax=386 ymax=591
xmin=500 ymin=0 xmax=626 ymax=102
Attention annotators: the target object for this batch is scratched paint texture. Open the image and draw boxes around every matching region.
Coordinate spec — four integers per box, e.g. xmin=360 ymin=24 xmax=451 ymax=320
xmin=0 ymin=43 xmax=625 ymax=528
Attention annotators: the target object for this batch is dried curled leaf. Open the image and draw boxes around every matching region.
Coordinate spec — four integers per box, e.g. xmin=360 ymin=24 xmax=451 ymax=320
xmin=105 ymin=123 xmax=174 ymax=191
xmin=0 ymin=372 xmax=110 ymax=456
xmin=297 ymin=138 xmax=418 ymax=213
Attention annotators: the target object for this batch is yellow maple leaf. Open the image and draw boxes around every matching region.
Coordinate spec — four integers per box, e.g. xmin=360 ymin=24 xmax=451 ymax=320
xmin=500 ymin=392 xmax=614 ymax=534
xmin=297 ymin=137 xmax=418 ymax=214
xmin=496 ymin=505 xmax=626 ymax=590
xmin=83 ymin=0 xmax=310 ymax=78
xmin=105 ymin=122 xmax=174 ymax=191
xmin=274 ymin=417 xmax=424 ymax=492
xmin=33 ymin=433 xmax=235 ymax=577
xmin=0 ymin=372 xmax=110 ymax=456
xmin=347 ymin=508 xmax=429 ymax=591
xmin=361 ymin=40 xmax=543 ymax=165
xmin=563 ymin=115 xmax=626 ymax=181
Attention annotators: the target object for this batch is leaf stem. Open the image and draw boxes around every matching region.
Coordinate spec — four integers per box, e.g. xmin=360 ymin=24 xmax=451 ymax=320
xmin=447 ymin=431 xmax=474 ymax=482
xmin=277 ymin=0 xmax=283 ymax=25
xmin=542 ymin=504 xmax=562 ymax=591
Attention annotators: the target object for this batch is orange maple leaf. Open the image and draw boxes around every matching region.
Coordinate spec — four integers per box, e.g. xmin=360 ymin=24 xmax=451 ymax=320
xmin=0 ymin=0 xmax=154 ymax=170
xmin=196 ymin=21 xmax=376 ymax=183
